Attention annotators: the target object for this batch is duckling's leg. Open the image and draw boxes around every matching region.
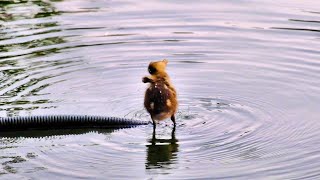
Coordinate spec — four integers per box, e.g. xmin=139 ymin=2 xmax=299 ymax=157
xmin=151 ymin=116 xmax=156 ymax=130
xmin=171 ymin=125 xmax=176 ymax=139
xmin=151 ymin=126 xmax=156 ymax=145
xmin=171 ymin=115 xmax=176 ymax=126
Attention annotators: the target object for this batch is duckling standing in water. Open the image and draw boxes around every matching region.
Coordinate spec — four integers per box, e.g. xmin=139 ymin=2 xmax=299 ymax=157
xmin=142 ymin=59 xmax=178 ymax=129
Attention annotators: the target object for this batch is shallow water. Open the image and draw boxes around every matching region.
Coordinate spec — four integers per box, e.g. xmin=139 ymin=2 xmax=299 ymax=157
xmin=0 ymin=0 xmax=320 ymax=179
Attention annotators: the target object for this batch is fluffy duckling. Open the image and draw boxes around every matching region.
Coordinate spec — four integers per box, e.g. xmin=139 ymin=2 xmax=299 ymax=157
xmin=142 ymin=59 xmax=178 ymax=129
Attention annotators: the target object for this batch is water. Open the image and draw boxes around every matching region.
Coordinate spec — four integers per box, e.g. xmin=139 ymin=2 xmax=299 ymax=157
xmin=0 ymin=0 xmax=320 ymax=179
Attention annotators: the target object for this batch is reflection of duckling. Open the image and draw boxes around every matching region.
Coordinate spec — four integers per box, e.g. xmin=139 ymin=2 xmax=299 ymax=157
xmin=142 ymin=59 xmax=178 ymax=129
xmin=146 ymin=126 xmax=178 ymax=169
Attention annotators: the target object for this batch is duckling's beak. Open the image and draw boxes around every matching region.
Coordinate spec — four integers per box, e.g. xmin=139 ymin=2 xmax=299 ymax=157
xmin=163 ymin=59 xmax=168 ymax=65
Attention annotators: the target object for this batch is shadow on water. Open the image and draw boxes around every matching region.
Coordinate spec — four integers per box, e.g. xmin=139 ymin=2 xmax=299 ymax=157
xmin=146 ymin=126 xmax=178 ymax=170
xmin=0 ymin=128 xmax=117 ymax=138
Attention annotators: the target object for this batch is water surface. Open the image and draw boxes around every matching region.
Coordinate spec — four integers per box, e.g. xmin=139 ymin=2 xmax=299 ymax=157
xmin=0 ymin=0 xmax=320 ymax=179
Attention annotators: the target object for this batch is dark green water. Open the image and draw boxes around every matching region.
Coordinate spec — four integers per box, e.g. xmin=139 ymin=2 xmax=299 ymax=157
xmin=0 ymin=0 xmax=320 ymax=179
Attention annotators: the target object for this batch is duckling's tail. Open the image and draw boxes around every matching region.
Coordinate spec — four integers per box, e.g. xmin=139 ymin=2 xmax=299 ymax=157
xmin=0 ymin=115 xmax=150 ymax=132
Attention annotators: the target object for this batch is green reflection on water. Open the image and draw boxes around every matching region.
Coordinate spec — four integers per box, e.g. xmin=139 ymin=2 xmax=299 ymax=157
xmin=0 ymin=0 xmax=72 ymax=116
xmin=0 ymin=0 xmax=64 ymax=57
xmin=0 ymin=0 xmax=60 ymax=22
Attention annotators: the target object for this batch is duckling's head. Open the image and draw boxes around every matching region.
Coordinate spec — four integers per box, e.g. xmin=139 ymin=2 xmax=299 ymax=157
xmin=148 ymin=59 xmax=168 ymax=75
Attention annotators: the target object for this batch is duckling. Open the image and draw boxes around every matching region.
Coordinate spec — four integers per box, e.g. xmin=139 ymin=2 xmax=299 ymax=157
xmin=142 ymin=59 xmax=178 ymax=129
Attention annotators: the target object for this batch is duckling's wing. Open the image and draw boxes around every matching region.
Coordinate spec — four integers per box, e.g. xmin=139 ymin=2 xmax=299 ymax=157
xmin=145 ymin=83 xmax=172 ymax=115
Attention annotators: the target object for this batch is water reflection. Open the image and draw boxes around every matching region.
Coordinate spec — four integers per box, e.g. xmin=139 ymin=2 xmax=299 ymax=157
xmin=0 ymin=0 xmax=65 ymax=57
xmin=0 ymin=0 xmax=60 ymax=22
xmin=0 ymin=155 xmax=26 ymax=174
xmin=146 ymin=126 xmax=178 ymax=169
xmin=0 ymin=0 xmax=72 ymax=116
xmin=0 ymin=128 xmax=117 ymax=175
xmin=0 ymin=0 xmax=320 ymax=178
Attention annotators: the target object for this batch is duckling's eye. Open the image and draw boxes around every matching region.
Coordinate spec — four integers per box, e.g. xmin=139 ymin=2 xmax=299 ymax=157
xmin=148 ymin=65 xmax=157 ymax=74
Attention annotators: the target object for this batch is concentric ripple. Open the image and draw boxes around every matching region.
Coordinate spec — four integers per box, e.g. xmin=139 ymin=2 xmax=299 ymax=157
xmin=0 ymin=0 xmax=320 ymax=179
